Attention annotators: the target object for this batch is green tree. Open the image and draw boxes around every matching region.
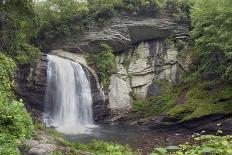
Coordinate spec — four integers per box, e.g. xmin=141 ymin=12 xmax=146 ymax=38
xmin=190 ymin=0 xmax=232 ymax=80
xmin=0 ymin=52 xmax=33 ymax=155
xmin=0 ymin=0 xmax=40 ymax=64
xmin=35 ymin=0 xmax=89 ymax=50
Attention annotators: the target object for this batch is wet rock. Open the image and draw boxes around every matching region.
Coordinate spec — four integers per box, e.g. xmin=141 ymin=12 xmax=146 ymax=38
xmin=15 ymin=54 xmax=47 ymax=112
xmin=147 ymin=84 xmax=160 ymax=97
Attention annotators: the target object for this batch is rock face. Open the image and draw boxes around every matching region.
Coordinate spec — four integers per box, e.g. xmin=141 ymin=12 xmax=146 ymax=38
xmin=107 ymin=39 xmax=187 ymax=118
xmin=15 ymin=54 xmax=47 ymax=112
xmin=49 ymin=15 xmax=189 ymax=53
xmin=108 ymin=75 xmax=132 ymax=116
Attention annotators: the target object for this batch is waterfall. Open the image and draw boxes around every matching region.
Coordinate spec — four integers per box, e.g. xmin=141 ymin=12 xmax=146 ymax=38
xmin=43 ymin=55 xmax=95 ymax=134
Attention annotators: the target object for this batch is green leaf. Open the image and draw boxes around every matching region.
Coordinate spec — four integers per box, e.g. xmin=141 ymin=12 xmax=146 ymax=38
xmin=154 ymin=148 xmax=168 ymax=154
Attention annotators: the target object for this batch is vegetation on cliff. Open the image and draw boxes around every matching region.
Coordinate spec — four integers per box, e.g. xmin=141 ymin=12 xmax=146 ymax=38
xmin=87 ymin=44 xmax=116 ymax=89
xmin=0 ymin=0 xmax=40 ymax=65
xmin=190 ymin=0 xmax=232 ymax=80
xmin=0 ymin=53 xmax=33 ymax=155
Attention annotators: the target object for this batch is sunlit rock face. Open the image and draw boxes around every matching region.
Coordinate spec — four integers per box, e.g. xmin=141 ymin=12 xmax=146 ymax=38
xmin=108 ymin=75 xmax=132 ymax=116
xmin=108 ymin=39 xmax=188 ymax=118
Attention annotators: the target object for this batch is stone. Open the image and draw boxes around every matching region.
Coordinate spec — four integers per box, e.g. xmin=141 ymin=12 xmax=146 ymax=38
xmin=108 ymin=75 xmax=132 ymax=114
xmin=36 ymin=144 xmax=56 ymax=152
xmin=28 ymin=148 xmax=47 ymax=155
xmin=147 ymin=84 xmax=160 ymax=97
xmin=15 ymin=54 xmax=47 ymax=112
xmin=24 ymin=140 xmax=40 ymax=148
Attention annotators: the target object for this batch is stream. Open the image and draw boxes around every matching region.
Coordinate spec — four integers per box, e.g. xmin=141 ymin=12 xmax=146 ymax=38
xmin=64 ymin=124 xmax=193 ymax=154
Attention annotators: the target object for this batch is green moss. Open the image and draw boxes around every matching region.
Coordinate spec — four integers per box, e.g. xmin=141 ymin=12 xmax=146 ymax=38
xmin=131 ymin=80 xmax=179 ymax=118
xmin=167 ymin=81 xmax=232 ymax=121
xmin=132 ymin=78 xmax=232 ymax=121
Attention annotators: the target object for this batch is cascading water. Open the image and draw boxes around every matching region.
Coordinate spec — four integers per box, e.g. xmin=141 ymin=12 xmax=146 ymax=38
xmin=43 ymin=55 xmax=95 ymax=134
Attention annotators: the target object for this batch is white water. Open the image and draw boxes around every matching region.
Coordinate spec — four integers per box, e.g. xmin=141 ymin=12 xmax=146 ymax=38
xmin=43 ymin=55 xmax=96 ymax=134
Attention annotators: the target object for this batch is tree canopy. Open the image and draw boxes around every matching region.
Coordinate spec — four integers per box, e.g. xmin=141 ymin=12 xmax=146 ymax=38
xmin=190 ymin=0 xmax=232 ymax=80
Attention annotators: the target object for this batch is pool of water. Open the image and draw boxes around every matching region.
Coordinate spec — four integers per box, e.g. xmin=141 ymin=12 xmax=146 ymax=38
xmin=64 ymin=124 xmax=192 ymax=154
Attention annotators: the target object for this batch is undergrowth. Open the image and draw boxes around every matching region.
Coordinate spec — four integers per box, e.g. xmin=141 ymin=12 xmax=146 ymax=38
xmin=131 ymin=79 xmax=232 ymax=121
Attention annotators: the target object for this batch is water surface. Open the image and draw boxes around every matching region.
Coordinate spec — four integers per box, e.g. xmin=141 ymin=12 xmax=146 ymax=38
xmin=65 ymin=124 xmax=192 ymax=154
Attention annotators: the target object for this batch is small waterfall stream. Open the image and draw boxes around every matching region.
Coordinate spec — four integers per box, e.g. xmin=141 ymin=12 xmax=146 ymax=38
xmin=43 ymin=55 xmax=95 ymax=134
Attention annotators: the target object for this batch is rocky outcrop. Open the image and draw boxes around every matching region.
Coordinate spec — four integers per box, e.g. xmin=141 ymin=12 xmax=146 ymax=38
xmin=15 ymin=54 xmax=47 ymax=112
xmin=49 ymin=15 xmax=189 ymax=53
xmin=146 ymin=113 xmax=232 ymax=134
xmin=107 ymin=39 xmax=187 ymax=119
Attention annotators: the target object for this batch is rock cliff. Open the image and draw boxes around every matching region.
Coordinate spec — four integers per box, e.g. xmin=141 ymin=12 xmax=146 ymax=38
xmin=15 ymin=14 xmax=190 ymax=122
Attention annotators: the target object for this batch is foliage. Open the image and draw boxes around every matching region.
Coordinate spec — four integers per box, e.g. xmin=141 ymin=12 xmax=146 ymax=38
xmin=88 ymin=0 xmax=115 ymax=24
xmin=87 ymin=44 xmax=116 ymax=89
xmin=150 ymin=135 xmax=232 ymax=155
xmin=190 ymin=0 xmax=232 ymax=80
xmin=35 ymin=0 xmax=191 ymax=50
xmin=15 ymin=43 xmax=41 ymax=64
xmin=34 ymin=122 xmax=63 ymax=138
xmin=35 ymin=0 xmax=89 ymax=50
xmin=74 ymin=140 xmax=135 ymax=155
xmin=158 ymin=0 xmax=192 ymax=20
xmin=0 ymin=0 xmax=40 ymax=64
xmin=0 ymin=52 xmax=33 ymax=155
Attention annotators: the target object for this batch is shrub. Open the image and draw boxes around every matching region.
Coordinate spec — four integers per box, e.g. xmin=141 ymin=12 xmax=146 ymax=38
xmin=87 ymin=44 xmax=116 ymax=90
xmin=15 ymin=43 xmax=41 ymax=65
xmin=0 ymin=52 xmax=33 ymax=154
xmin=190 ymin=0 xmax=232 ymax=80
